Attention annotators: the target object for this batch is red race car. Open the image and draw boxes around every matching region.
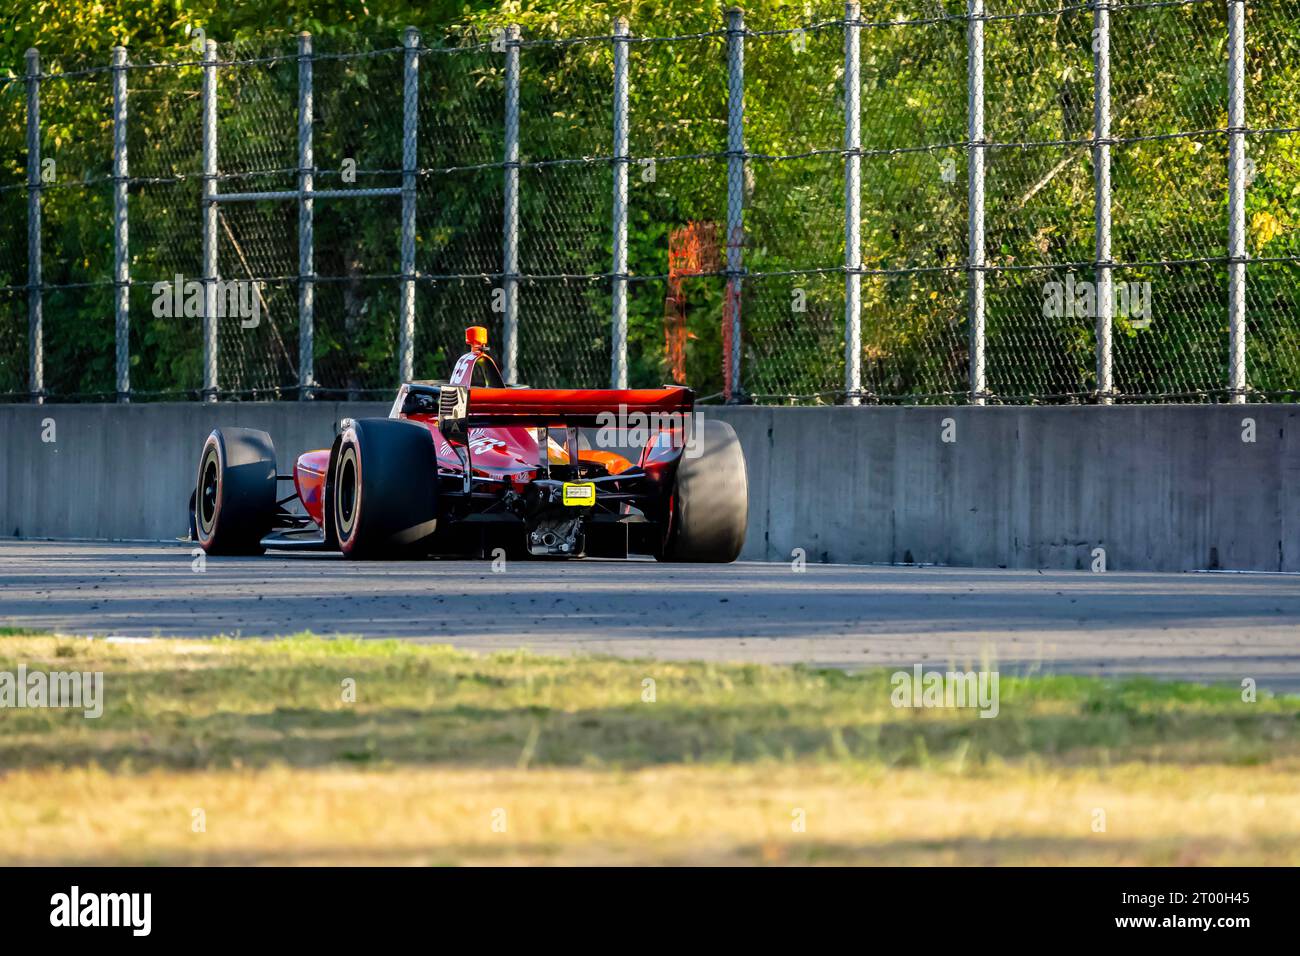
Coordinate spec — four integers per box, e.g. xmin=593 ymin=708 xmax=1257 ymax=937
xmin=190 ymin=327 xmax=747 ymax=561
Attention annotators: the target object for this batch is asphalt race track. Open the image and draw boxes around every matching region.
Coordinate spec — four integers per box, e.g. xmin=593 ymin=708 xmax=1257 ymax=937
xmin=2 ymin=540 xmax=1299 ymax=692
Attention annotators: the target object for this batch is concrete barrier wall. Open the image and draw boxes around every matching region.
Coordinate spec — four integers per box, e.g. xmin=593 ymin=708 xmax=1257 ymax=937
xmin=711 ymin=405 xmax=1300 ymax=571
xmin=0 ymin=402 xmax=388 ymax=543
xmin=2 ymin=403 xmax=1296 ymax=571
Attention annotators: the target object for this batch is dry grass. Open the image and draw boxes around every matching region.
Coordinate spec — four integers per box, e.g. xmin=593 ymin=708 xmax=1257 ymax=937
xmin=0 ymin=633 xmax=1297 ymax=865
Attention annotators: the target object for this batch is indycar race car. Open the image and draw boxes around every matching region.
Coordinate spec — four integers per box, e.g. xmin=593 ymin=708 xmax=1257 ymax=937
xmin=190 ymin=326 xmax=747 ymax=561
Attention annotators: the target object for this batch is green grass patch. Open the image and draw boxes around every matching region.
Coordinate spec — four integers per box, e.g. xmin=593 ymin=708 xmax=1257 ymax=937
xmin=1 ymin=633 xmax=1295 ymax=774
xmin=0 ymin=626 xmax=45 ymax=637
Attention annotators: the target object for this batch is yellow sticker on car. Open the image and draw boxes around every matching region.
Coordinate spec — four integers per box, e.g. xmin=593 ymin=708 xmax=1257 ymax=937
xmin=562 ymin=482 xmax=596 ymax=506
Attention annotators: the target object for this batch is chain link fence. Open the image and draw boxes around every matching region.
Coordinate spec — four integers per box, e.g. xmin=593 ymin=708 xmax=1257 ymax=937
xmin=1 ymin=0 xmax=1297 ymax=404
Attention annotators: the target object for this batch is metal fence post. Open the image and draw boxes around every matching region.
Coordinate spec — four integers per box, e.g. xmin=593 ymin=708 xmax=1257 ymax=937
xmin=967 ymin=0 xmax=986 ymax=406
xmin=201 ymin=38 xmax=218 ymax=402
xmin=502 ymin=24 xmax=520 ymax=384
xmin=610 ymin=17 xmax=631 ymax=389
xmin=399 ymin=26 xmax=419 ymax=385
xmin=725 ymin=7 xmax=746 ymax=403
xmin=1093 ymin=1 xmax=1113 ymax=404
xmin=112 ymin=46 xmax=130 ymax=403
xmin=297 ymin=32 xmax=314 ymax=400
xmin=1227 ymin=0 xmax=1247 ymax=403
xmin=844 ymin=2 xmax=862 ymax=406
xmin=25 ymin=49 xmax=42 ymax=405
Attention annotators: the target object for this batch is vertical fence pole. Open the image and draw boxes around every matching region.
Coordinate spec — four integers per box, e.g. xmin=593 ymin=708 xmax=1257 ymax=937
xmin=297 ymin=32 xmax=314 ymax=401
xmin=611 ymin=17 xmax=631 ymax=389
xmin=399 ymin=26 xmax=419 ymax=385
xmin=502 ymin=24 xmax=521 ymax=384
xmin=25 ymin=49 xmax=43 ymax=405
xmin=1093 ymin=1 xmax=1113 ymax=404
xmin=967 ymin=0 xmax=986 ymax=405
xmin=1227 ymin=0 xmax=1247 ymax=403
xmin=844 ymin=2 xmax=862 ymax=406
xmin=725 ymin=7 xmax=746 ymax=403
xmin=112 ymin=46 xmax=130 ymax=403
xmin=201 ymin=38 xmax=218 ymax=402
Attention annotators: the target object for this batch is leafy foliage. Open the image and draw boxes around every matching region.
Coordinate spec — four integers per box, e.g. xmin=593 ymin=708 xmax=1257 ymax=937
xmin=0 ymin=0 xmax=1297 ymax=400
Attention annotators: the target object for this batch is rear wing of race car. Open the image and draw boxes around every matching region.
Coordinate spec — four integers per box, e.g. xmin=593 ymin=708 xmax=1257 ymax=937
xmin=394 ymin=382 xmax=697 ymax=488
xmin=453 ymin=385 xmax=692 ymax=430
xmin=395 ymin=382 xmax=694 ymax=436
